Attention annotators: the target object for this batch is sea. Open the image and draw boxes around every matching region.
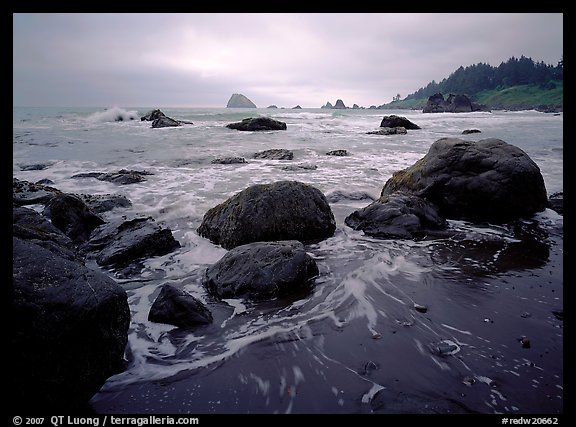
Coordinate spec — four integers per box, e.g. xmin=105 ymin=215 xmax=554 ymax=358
xmin=12 ymin=106 xmax=563 ymax=414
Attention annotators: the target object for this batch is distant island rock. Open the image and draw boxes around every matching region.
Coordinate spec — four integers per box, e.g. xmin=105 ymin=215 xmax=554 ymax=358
xmin=333 ymin=99 xmax=347 ymax=109
xmin=292 ymin=105 xmax=302 ymax=109
xmin=423 ymin=93 xmax=487 ymax=113
xmin=321 ymin=101 xmax=334 ymax=109
xmin=267 ymin=105 xmax=278 ymax=109
xmin=226 ymin=93 xmax=257 ymax=108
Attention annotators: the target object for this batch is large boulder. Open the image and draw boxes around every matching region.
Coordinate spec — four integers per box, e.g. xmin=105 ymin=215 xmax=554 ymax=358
xmin=151 ymin=116 xmax=181 ymax=128
xmin=203 ymin=241 xmax=319 ymax=300
xmin=345 ymin=192 xmax=448 ymax=239
xmin=197 ymin=180 xmax=336 ymax=249
xmin=13 ymin=177 xmax=62 ymax=205
xmin=380 ymin=115 xmax=420 ymax=130
xmin=381 ymin=138 xmax=548 ymax=223
xmin=253 ymin=148 xmax=293 ymax=160
xmin=82 ymin=216 xmax=181 ymax=267
xmin=140 ymin=109 xmax=166 ymax=121
xmin=43 ymin=193 xmax=105 ymax=244
xmin=226 ymin=93 xmax=257 ymax=108
xmin=149 ymin=284 xmax=212 ymax=328
xmin=12 ymin=236 xmax=130 ymax=409
xmin=226 ymin=117 xmax=287 ymax=131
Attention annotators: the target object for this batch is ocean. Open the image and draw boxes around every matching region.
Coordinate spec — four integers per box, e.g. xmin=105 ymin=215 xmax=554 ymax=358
xmin=12 ymin=106 xmax=563 ymax=414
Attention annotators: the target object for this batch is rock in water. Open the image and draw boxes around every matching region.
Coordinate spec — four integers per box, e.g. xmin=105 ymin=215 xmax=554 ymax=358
xmin=379 ymin=115 xmax=420 ymax=130
xmin=11 ymin=237 xmax=130 ymax=409
xmin=204 ymin=241 xmax=319 ymax=300
xmin=381 ymin=138 xmax=548 ymax=223
xmin=226 ymin=117 xmax=287 ymax=131
xmin=345 ymin=191 xmax=448 ymax=239
xmin=198 ymin=180 xmax=336 ymax=249
xmin=149 ymin=284 xmax=212 ymax=328
xmin=226 ymin=93 xmax=257 ymax=108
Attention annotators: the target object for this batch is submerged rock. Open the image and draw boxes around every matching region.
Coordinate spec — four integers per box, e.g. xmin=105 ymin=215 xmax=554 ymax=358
xmin=326 ymin=149 xmax=348 ymax=156
xmin=204 ymin=240 xmax=319 ymax=300
xmin=253 ymin=148 xmax=293 ymax=160
xmin=149 ymin=284 xmax=213 ymax=328
xmin=211 ymin=157 xmax=247 ymax=165
xmin=13 ymin=177 xmax=62 ymax=205
xmin=72 ymin=169 xmax=153 ymax=185
xmin=151 ymin=116 xmax=181 ymax=128
xmin=547 ymin=191 xmax=563 ymax=215
xmin=12 ymin=237 xmax=130 ymax=409
xmin=226 ymin=117 xmax=287 ymax=131
xmin=367 ymin=126 xmax=407 ymax=135
xmin=74 ymin=193 xmax=132 ymax=213
xmin=198 ymin=180 xmax=336 ymax=249
xmin=345 ymin=191 xmax=448 ymax=239
xmin=381 ymin=137 xmax=548 ymax=223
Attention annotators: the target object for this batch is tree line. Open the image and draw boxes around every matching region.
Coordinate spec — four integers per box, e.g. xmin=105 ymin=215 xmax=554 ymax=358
xmin=404 ymin=55 xmax=563 ymax=101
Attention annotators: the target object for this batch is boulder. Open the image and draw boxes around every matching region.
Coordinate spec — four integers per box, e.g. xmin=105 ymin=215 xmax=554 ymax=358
xmin=82 ymin=216 xmax=181 ymax=267
xmin=367 ymin=127 xmax=407 ymax=135
xmin=149 ymin=284 xmax=212 ymax=328
xmin=226 ymin=117 xmax=287 ymax=131
xmin=253 ymin=148 xmax=293 ymax=160
xmin=74 ymin=193 xmax=132 ymax=213
xmin=12 ymin=236 xmax=130 ymax=409
xmin=43 ymin=193 xmax=106 ymax=244
xmin=379 ymin=115 xmax=420 ymax=130
xmin=345 ymin=192 xmax=448 ymax=239
xmin=326 ymin=149 xmax=348 ymax=156
xmin=381 ymin=138 xmax=548 ymax=223
xmin=226 ymin=93 xmax=257 ymax=108
xmin=211 ymin=157 xmax=247 ymax=165
xmin=203 ymin=241 xmax=319 ymax=300
xmin=140 ymin=109 xmax=166 ymax=121
xmin=197 ymin=180 xmax=336 ymax=249
xmin=151 ymin=116 xmax=181 ymax=128
xmin=72 ymin=169 xmax=153 ymax=185
xmin=13 ymin=177 xmax=62 ymax=205
xmin=547 ymin=192 xmax=563 ymax=215
xmin=462 ymin=129 xmax=481 ymax=134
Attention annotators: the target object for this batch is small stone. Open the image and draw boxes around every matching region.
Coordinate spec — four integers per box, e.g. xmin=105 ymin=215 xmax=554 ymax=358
xmin=463 ymin=376 xmax=476 ymax=386
xmin=371 ymin=333 xmax=382 ymax=339
xmin=520 ymin=337 xmax=531 ymax=348
xmin=551 ymin=310 xmax=563 ymax=321
xmin=520 ymin=312 xmax=532 ymax=318
xmin=414 ymin=303 xmax=428 ymax=313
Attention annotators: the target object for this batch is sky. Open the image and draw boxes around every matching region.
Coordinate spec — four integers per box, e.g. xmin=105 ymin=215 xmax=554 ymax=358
xmin=13 ymin=13 xmax=563 ymax=109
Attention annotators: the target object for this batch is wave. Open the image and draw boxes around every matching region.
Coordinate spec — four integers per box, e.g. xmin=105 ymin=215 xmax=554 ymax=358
xmin=86 ymin=106 xmax=139 ymax=123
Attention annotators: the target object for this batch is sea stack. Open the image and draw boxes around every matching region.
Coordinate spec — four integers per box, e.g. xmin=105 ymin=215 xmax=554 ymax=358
xmin=226 ymin=93 xmax=257 ymax=108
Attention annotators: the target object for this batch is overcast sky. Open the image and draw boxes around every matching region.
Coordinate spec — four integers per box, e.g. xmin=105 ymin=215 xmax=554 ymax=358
xmin=13 ymin=13 xmax=563 ymax=108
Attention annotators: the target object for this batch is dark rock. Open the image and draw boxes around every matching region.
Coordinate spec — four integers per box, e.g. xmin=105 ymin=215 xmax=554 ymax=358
xmin=203 ymin=241 xmax=319 ymax=300
xmin=35 ymin=178 xmax=55 ymax=185
xmin=547 ymin=191 xmax=563 ymax=215
xmin=149 ymin=284 xmax=213 ymax=328
xmin=379 ymin=115 xmax=420 ymax=130
xmin=326 ymin=149 xmax=348 ymax=156
xmin=352 ymin=104 xmax=360 ymax=109
xmin=367 ymin=127 xmax=407 ymax=135
xmin=423 ymin=93 xmax=487 ymax=113
xmin=43 ymin=193 xmax=105 ymax=244
xmin=226 ymin=93 xmax=257 ymax=108
xmin=140 ymin=109 xmax=166 ymax=121
xmin=370 ymin=387 xmax=473 ymax=414
xmin=325 ymin=190 xmax=375 ymax=203
xmin=462 ymin=129 xmax=481 ymax=134
xmin=552 ymin=310 xmax=563 ymax=321
xmin=13 ymin=206 xmax=77 ymax=261
xmin=226 ymin=117 xmax=287 ymax=131
xmin=267 ymin=105 xmax=278 ymax=109
xmin=253 ymin=148 xmax=293 ymax=160
xmin=281 ymin=163 xmax=317 ymax=171
xmin=151 ymin=116 xmax=181 ymax=128
xmin=211 ymin=157 xmax=247 ymax=165
xmin=414 ymin=303 xmax=428 ymax=313
xmin=345 ymin=192 xmax=448 ymax=239
xmin=12 ymin=237 xmax=130 ymax=409
xmin=13 ymin=177 xmax=62 ymax=205
xmin=72 ymin=169 xmax=153 ymax=185
xmin=74 ymin=193 xmax=132 ymax=213
xmin=381 ymin=138 xmax=548 ymax=223
xmin=19 ymin=162 xmax=53 ymax=171
xmin=292 ymin=105 xmax=302 ymax=109
xmin=321 ymin=101 xmax=334 ymax=109
xmin=82 ymin=216 xmax=180 ymax=267
xmin=333 ymin=99 xmax=347 ymax=109
xmin=197 ymin=180 xmax=336 ymax=249
xmin=520 ymin=337 xmax=531 ymax=348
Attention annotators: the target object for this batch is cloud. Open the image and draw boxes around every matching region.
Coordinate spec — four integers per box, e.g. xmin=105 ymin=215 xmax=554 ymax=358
xmin=13 ymin=13 xmax=563 ymax=108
